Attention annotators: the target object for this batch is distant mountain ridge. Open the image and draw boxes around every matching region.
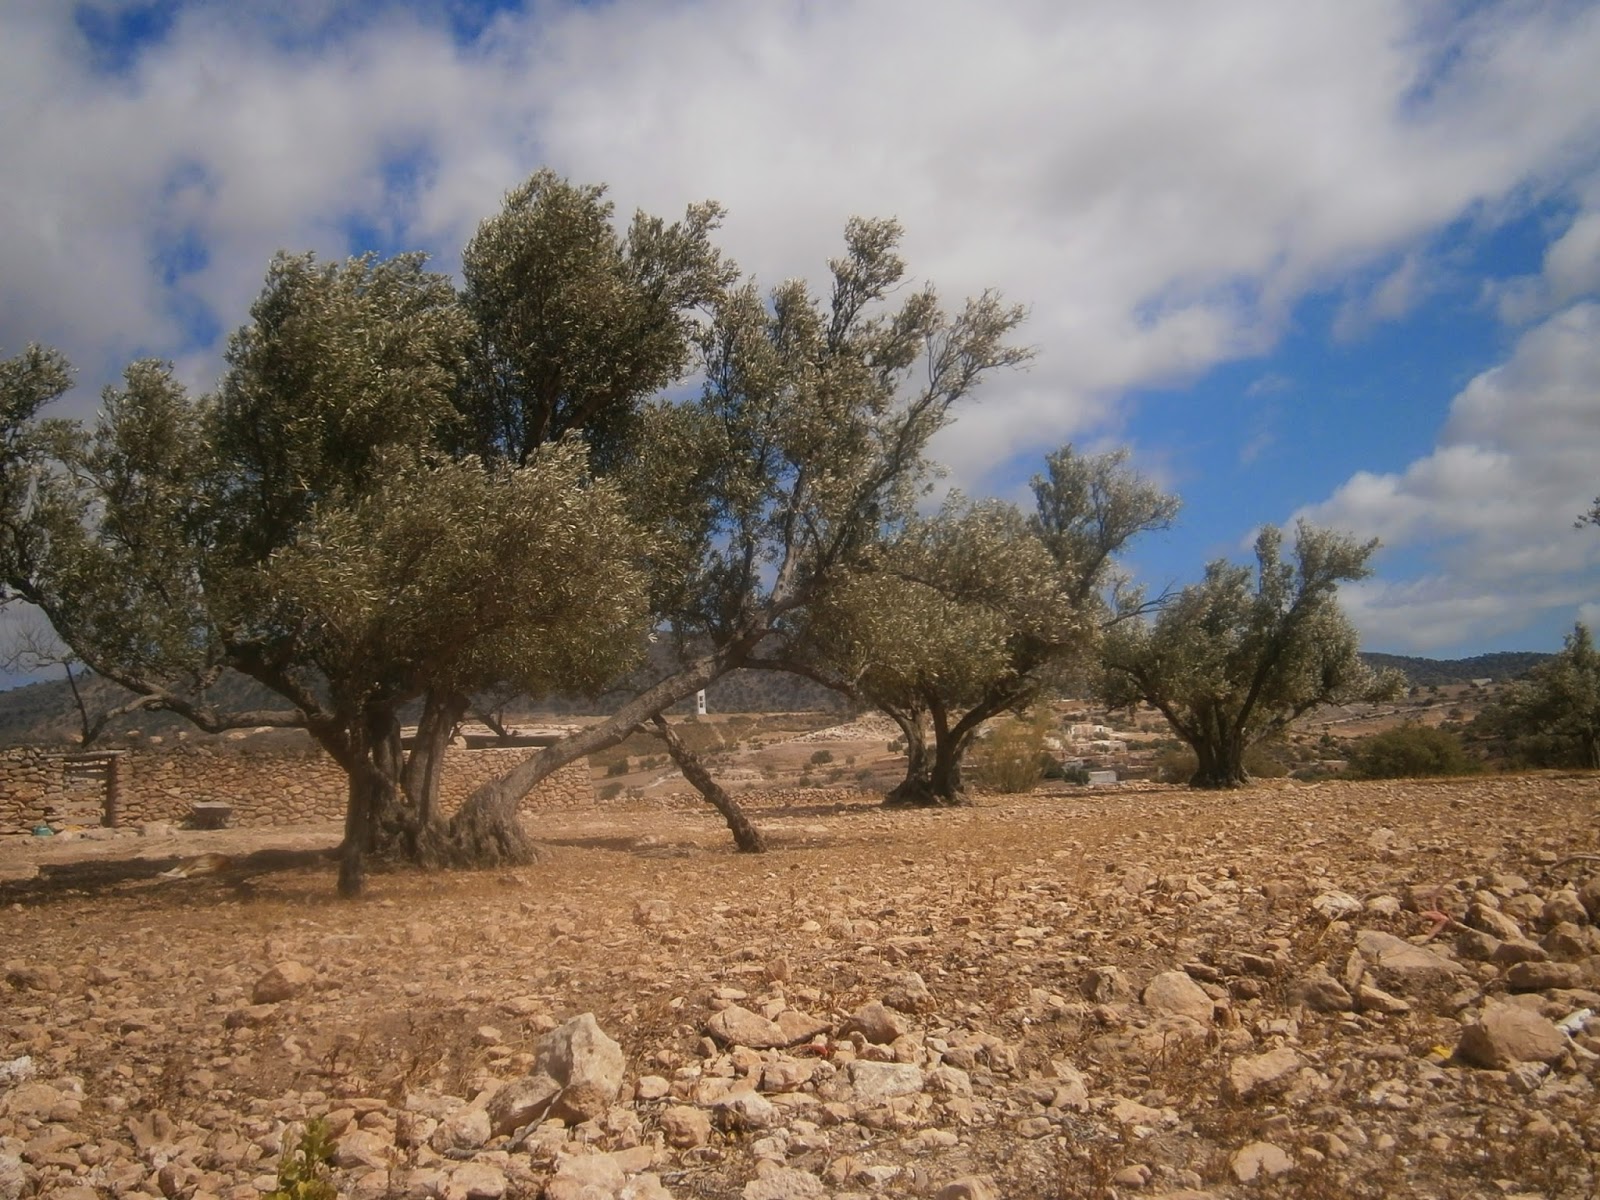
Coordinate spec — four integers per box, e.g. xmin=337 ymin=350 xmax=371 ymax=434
xmin=1359 ymin=650 xmax=1552 ymax=687
xmin=0 ymin=649 xmax=1550 ymax=747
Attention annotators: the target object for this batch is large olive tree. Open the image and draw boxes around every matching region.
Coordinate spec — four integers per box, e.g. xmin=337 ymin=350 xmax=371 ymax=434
xmin=1098 ymin=523 xmax=1403 ymax=788
xmin=444 ymin=217 xmax=1029 ymax=858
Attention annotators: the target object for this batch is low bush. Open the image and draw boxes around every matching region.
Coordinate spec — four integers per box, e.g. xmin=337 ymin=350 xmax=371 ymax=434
xmin=1346 ymin=723 xmax=1478 ymax=779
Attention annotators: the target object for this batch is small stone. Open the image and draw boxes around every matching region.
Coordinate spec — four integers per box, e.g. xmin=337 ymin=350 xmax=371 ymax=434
xmin=251 ymin=961 xmax=315 ymax=1004
xmin=1506 ymin=960 xmax=1585 ymax=991
xmin=707 ymin=1005 xmax=789 ymax=1050
xmin=1142 ymin=971 xmax=1216 ymax=1023
xmin=1290 ymin=973 xmax=1353 ymax=1013
xmin=1465 ymin=903 xmax=1522 ymax=942
xmin=1225 ymin=1048 xmax=1305 ymax=1101
xmin=660 ymin=1104 xmax=712 ymax=1148
xmin=1353 ymin=931 xmax=1466 ymax=995
xmin=1457 ymin=1002 xmax=1567 ymax=1068
xmin=1111 ymin=1164 xmax=1153 ymax=1187
xmin=840 ymin=1001 xmax=909 ymax=1044
xmin=1354 ymin=984 xmax=1411 ymax=1015
xmin=773 ymin=1009 xmax=830 ymax=1044
xmin=332 ymin=1129 xmax=390 ymax=1170
xmin=1542 ymin=890 xmax=1588 ymax=928
xmin=535 ymin=1013 xmax=625 ymax=1124
xmin=715 ymin=1088 xmax=779 ymax=1130
xmin=846 ymin=1060 xmax=923 ymax=1104
xmin=484 ymin=1072 xmax=560 ymax=1137
xmin=882 ymin=972 xmax=933 ymax=1013
xmin=430 ymin=1107 xmax=491 ymax=1155
xmin=1311 ymin=891 xmax=1362 ymax=921
xmin=635 ymin=1075 xmax=671 ymax=1102
xmin=1491 ymin=938 xmax=1549 ymax=966
xmin=742 ymin=1166 xmax=828 ymax=1200
xmin=1081 ymin=966 xmax=1128 ymax=1002
xmin=933 ymin=1180 xmax=998 ymax=1200
xmin=1230 ymin=1141 xmax=1294 ymax=1182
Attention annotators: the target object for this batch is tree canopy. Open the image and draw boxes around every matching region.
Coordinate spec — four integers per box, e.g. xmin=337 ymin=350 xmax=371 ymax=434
xmin=1475 ymin=623 xmax=1600 ymax=770
xmin=1098 ymin=522 xmax=1403 ymax=788
xmin=775 ymin=445 xmax=1176 ymax=804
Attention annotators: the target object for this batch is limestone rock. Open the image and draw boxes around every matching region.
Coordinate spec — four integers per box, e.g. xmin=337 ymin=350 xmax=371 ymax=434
xmin=0 ymin=1150 xmax=25 ymax=1200
xmin=1081 ymin=965 xmax=1128 ymax=1002
xmin=1465 ymin=902 xmax=1522 ymax=942
xmin=484 ymin=1072 xmax=561 ymax=1137
xmin=840 ymin=1000 xmax=909 ymax=1044
xmin=707 ymin=1005 xmax=789 ymax=1050
xmin=659 ymin=1105 xmax=711 ymax=1149
xmin=882 ymin=971 xmax=933 ymax=1013
xmin=934 ymin=1180 xmax=997 ymax=1200
xmin=1354 ymin=984 xmax=1411 ymax=1015
xmin=1542 ymin=890 xmax=1588 ymax=928
xmin=443 ymin=1162 xmax=508 ymax=1200
xmin=1353 ymin=931 xmax=1466 ymax=995
xmin=430 ymin=1106 xmax=491 ymax=1155
xmin=773 ymin=1009 xmax=829 ymax=1045
xmin=1505 ymin=960 xmax=1585 ymax=992
xmin=332 ymin=1129 xmax=391 ymax=1170
xmin=251 ymin=961 xmax=315 ymax=1004
xmin=1225 ymin=1047 xmax=1305 ymax=1101
xmin=534 ymin=1013 xmax=625 ymax=1124
xmin=1142 ymin=971 xmax=1216 ymax=1023
xmin=846 ymin=1060 xmax=924 ymax=1104
xmin=1290 ymin=973 xmax=1353 ymax=1013
xmin=742 ymin=1165 xmax=827 ymax=1200
xmin=715 ymin=1088 xmax=780 ymax=1130
xmin=1457 ymin=1003 xmax=1567 ymax=1068
xmin=1230 ymin=1141 xmax=1294 ymax=1182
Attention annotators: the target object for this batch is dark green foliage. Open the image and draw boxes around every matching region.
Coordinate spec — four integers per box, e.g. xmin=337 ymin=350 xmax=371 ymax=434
xmin=1360 ymin=650 xmax=1552 ymax=687
xmin=1474 ymin=624 xmax=1600 ymax=769
xmin=1347 ymin=723 xmax=1478 ymax=779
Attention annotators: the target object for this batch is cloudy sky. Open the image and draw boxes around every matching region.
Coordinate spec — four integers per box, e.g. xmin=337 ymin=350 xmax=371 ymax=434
xmin=4 ymin=0 xmax=1600 ymax=662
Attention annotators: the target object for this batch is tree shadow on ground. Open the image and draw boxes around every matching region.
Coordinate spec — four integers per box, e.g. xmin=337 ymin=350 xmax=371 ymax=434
xmin=0 ymin=846 xmax=338 ymax=904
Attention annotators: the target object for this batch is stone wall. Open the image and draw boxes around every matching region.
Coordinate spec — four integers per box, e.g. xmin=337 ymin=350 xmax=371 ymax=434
xmin=0 ymin=744 xmax=594 ymax=832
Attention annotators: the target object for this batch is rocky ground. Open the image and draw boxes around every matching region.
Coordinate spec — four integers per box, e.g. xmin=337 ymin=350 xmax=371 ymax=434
xmin=3 ymin=774 xmax=1600 ymax=1200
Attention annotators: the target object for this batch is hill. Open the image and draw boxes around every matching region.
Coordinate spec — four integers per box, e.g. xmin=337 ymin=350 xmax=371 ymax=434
xmin=0 ymin=647 xmax=1549 ymax=747
xmin=1360 ymin=650 xmax=1552 ymax=687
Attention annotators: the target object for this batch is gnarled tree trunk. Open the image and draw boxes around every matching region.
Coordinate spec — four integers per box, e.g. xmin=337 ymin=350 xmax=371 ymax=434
xmin=445 ymin=632 xmax=764 ymax=865
xmin=1188 ymin=734 xmax=1249 ymax=789
xmin=650 ymin=715 xmax=765 ymax=852
xmin=883 ymin=708 xmax=935 ymax=806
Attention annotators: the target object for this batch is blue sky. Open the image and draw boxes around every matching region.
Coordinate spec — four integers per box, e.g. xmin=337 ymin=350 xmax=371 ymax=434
xmin=3 ymin=0 xmax=1600 ymax=671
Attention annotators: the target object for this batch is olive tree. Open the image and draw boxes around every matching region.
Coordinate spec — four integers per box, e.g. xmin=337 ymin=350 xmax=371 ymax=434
xmin=444 ymin=217 xmax=1029 ymax=857
xmin=772 ymin=446 xmax=1176 ymax=805
xmin=1098 ymin=523 xmax=1403 ymax=788
xmin=0 ymin=253 xmax=651 ymax=893
xmin=1476 ymin=623 xmax=1600 ymax=769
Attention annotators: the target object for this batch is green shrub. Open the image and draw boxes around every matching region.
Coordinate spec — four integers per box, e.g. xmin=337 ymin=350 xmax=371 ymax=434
xmin=605 ymin=759 xmax=630 ymax=777
xmin=809 ymin=748 xmax=834 ymax=765
xmin=266 ymin=1119 xmax=337 ymax=1200
xmin=1347 ymin=723 xmax=1478 ymax=779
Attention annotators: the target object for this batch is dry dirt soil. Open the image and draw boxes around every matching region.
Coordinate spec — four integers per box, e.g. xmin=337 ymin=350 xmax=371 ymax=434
xmin=3 ymin=773 xmax=1600 ymax=1200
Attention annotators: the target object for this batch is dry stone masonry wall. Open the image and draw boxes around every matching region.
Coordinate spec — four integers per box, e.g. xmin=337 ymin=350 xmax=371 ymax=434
xmin=0 ymin=744 xmax=593 ymax=832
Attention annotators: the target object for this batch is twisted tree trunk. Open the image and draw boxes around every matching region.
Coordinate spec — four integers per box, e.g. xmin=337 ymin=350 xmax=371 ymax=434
xmin=650 ymin=715 xmax=765 ymax=852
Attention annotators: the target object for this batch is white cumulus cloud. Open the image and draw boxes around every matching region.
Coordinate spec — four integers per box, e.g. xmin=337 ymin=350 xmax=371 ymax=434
xmin=1298 ymin=302 xmax=1600 ymax=649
